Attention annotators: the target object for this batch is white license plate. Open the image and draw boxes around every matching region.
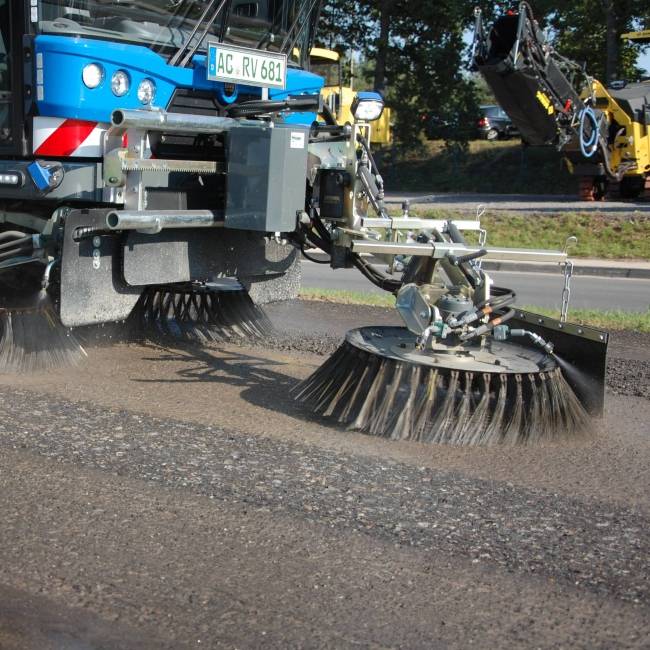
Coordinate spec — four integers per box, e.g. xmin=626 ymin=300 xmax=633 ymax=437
xmin=206 ymin=42 xmax=286 ymax=89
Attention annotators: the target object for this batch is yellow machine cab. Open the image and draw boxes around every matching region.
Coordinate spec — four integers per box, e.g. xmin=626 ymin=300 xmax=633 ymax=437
xmin=309 ymin=47 xmax=392 ymax=145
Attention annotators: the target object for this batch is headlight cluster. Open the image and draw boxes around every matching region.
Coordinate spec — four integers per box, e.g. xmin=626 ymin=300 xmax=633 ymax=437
xmin=111 ymin=70 xmax=130 ymax=96
xmin=82 ymin=64 xmax=156 ymax=104
xmin=137 ymin=79 xmax=156 ymax=104
xmin=81 ymin=63 xmax=103 ymax=89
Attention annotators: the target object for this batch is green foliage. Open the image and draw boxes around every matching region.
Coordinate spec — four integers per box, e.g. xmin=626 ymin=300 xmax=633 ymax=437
xmin=472 ymin=74 xmax=497 ymax=104
xmin=380 ymin=1 xmax=480 ymax=145
xmin=394 ymin=206 xmax=650 ymax=259
xmin=316 ymin=0 xmax=483 ymax=145
xmin=299 ymin=290 xmax=650 ymax=331
xmin=534 ymin=0 xmax=650 ymax=81
xmin=315 ymin=0 xmax=649 ymax=148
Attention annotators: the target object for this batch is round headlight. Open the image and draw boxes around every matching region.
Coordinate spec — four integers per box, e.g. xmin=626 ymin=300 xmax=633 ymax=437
xmin=137 ymin=79 xmax=156 ymax=105
xmin=111 ymin=70 xmax=130 ymax=97
xmin=351 ymin=92 xmax=385 ymax=122
xmin=82 ymin=63 xmax=104 ymax=89
xmin=353 ymin=100 xmax=384 ymax=122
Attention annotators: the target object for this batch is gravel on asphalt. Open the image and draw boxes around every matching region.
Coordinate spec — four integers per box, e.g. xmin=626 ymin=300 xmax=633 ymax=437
xmin=0 ymin=299 xmax=648 ymax=648
xmin=0 ymin=384 xmax=647 ymax=605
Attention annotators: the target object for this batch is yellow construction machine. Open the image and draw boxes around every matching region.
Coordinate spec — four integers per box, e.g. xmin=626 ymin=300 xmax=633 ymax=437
xmin=309 ymin=47 xmax=392 ymax=145
xmin=473 ymin=2 xmax=650 ymax=200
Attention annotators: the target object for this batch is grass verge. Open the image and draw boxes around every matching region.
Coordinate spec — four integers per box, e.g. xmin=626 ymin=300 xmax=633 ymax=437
xmin=299 ymin=288 xmax=650 ymax=332
xmin=378 ymin=139 xmax=577 ymax=195
xmin=517 ymin=306 xmax=650 ymax=332
xmin=389 ymin=208 xmax=650 ymax=260
xmin=300 ymin=288 xmax=393 ymax=308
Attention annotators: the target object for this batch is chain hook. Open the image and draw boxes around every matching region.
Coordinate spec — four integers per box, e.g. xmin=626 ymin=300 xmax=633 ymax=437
xmin=560 ymin=259 xmax=573 ymax=323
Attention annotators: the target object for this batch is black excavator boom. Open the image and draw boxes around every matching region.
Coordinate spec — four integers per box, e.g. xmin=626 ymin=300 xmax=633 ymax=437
xmin=471 ymin=2 xmax=589 ymax=148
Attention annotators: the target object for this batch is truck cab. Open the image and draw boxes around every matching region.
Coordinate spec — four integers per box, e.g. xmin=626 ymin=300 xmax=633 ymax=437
xmin=1 ymin=0 xmax=323 ymax=155
xmin=0 ymin=0 xmax=325 ymax=327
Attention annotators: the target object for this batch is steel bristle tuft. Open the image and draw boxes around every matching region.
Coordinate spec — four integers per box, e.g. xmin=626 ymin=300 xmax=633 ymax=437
xmin=292 ymin=340 xmax=593 ymax=446
xmin=0 ymin=295 xmax=86 ymax=373
xmin=130 ymin=285 xmax=274 ymax=343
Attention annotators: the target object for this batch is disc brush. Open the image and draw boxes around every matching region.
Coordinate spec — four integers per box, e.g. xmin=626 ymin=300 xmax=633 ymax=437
xmin=292 ymin=326 xmax=591 ymax=445
xmin=131 ymin=282 xmax=274 ymax=342
xmin=0 ymin=291 xmax=87 ymax=372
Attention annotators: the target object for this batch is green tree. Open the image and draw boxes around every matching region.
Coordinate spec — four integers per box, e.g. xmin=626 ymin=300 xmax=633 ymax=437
xmin=317 ymin=0 xmax=485 ymax=145
xmin=533 ymin=0 xmax=650 ymax=82
xmin=315 ymin=0 xmax=650 ymax=148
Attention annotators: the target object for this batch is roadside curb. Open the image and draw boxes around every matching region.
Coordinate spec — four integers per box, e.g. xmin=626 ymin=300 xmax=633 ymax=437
xmin=481 ymin=261 xmax=650 ymax=279
xmin=383 ymin=193 xmax=650 ymax=214
xmin=303 ymin=251 xmax=650 ymax=279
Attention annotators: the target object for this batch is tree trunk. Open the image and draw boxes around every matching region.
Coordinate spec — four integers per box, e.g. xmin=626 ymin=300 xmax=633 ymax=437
xmin=373 ymin=3 xmax=391 ymax=92
xmin=604 ymin=0 xmax=619 ymax=82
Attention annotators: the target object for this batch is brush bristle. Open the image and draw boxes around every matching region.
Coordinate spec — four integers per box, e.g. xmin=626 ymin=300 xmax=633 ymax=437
xmin=130 ymin=285 xmax=274 ymax=342
xmin=0 ymin=296 xmax=86 ymax=373
xmin=292 ymin=341 xmax=592 ymax=445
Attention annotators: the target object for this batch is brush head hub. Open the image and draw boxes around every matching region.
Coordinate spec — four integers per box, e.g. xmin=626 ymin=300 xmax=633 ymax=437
xmin=346 ymin=326 xmax=556 ymax=375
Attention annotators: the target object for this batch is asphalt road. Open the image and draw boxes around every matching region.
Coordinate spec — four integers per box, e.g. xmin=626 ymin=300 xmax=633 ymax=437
xmin=301 ymin=261 xmax=650 ymax=311
xmin=0 ymin=301 xmax=648 ymax=648
xmin=384 ymin=192 xmax=650 ymax=214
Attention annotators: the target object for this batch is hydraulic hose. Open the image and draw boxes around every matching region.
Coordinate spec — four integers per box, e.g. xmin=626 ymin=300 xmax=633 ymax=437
xmin=309 ymin=213 xmax=333 ymax=254
xmin=304 ymin=230 xmax=330 ymax=253
xmin=309 ymin=211 xmax=402 ymax=293
xmin=477 ymin=286 xmax=516 ymax=310
xmin=320 ymin=103 xmax=338 ymax=126
xmin=459 ymin=307 xmax=516 ymax=341
xmin=0 ymin=231 xmax=29 ymax=243
xmin=72 ymin=226 xmax=108 ymax=241
xmin=352 ymin=254 xmax=402 ymax=293
xmin=357 ymin=135 xmax=381 ymax=179
xmin=357 ymin=163 xmax=387 ymax=217
xmin=443 ymin=222 xmax=482 ymax=288
xmin=227 ymin=97 xmax=319 ymax=118
xmin=448 ymin=290 xmax=516 ymax=328
xmin=0 ymin=235 xmax=33 ymax=252
xmin=0 ymin=245 xmax=33 ymax=261
xmin=579 ymin=107 xmax=600 ymax=158
xmin=446 ymin=222 xmax=466 ymax=245
xmin=509 ymin=328 xmax=554 ymax=354
xmin=300 ymin=243 xmax=330 ymax=264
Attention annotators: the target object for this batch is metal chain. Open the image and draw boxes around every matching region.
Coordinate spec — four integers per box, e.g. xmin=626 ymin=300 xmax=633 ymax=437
xmin=560 ymin=260 xmax=573 ymax=322
xmin=475 ymin=204 xmax=486 ymax=270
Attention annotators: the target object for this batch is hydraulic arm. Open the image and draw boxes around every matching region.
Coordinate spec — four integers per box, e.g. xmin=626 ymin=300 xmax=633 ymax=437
xmin=472 ymin=2 xmax=650 ymax=198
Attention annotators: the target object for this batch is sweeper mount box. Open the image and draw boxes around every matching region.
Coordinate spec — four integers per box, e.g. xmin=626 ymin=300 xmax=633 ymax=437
xmin=226 ymin=125 xmax=310 ymax=233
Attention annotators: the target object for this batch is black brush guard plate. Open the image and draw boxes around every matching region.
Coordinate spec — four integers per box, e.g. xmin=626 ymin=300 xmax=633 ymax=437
xmin=510 ymin=309 xmax=608 ymax=416
xmin=122 ymin=230 xmax=296 ymax=286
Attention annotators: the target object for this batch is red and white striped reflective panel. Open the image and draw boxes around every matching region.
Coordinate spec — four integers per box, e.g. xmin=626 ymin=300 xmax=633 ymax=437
xmin=33 ymin=117 xmax=108 ymax=157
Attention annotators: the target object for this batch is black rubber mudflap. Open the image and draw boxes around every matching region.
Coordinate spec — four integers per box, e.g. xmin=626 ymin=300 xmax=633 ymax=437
xmin=60 ymin=209 xmax=141 ymax=327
